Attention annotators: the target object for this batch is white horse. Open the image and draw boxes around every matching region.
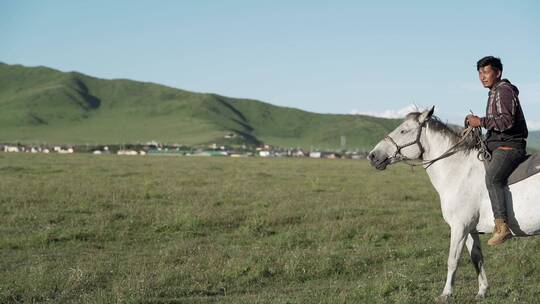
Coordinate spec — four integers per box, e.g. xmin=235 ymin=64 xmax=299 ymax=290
xmin=367 ymin=107 xmax=540 ymax=302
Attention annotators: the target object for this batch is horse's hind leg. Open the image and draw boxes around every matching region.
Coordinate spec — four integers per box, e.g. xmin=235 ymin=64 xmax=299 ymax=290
xmin=466 ymin=233 xmax=489 ymax=299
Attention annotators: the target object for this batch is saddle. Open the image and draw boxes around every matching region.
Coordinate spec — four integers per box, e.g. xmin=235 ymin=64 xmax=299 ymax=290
xmin=508 ymin=153 xmax=540 ymax=185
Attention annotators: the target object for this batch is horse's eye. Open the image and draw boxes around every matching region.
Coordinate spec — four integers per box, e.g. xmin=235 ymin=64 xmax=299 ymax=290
xmin=400 ymin=130 xmax=407 ymax=134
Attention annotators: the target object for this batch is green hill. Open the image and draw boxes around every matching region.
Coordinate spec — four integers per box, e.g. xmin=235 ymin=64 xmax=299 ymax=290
xmin=0 ymin=62 xmax=401 ymax=150
xmin=527 ymin=131 xmax=540 ymax=151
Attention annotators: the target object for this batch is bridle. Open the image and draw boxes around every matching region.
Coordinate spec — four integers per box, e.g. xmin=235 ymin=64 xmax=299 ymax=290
xmin=383 ymin=119 xmax=481 ymax=168
xmin=384 ymin=120 xmax=427 ymax=162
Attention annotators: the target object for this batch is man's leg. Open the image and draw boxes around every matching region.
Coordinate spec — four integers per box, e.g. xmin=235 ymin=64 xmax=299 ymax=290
xmin=485 ymin=148 xmax=525 ymax=245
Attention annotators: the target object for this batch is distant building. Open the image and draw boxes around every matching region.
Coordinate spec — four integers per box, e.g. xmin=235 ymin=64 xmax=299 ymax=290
xmin=324 ymin=153 xmax=340 ymax=159
xmin=293 ymin=150 xmax=306 ymax=157
xmin=259 ymin=151 xmax=272 ymax=157
xmin=117 ymin=150 xmax=138 ymax=155
xmin=58 ymin=148 xmax=74 ymax=154
xmin=192 ymin=151 xmax=227 ymax=157
xmin=309 ymin=151 xmax=321 ymax=158
xmin=224 ymin=132 xmax=236 ymax=139
xmin=230 ymin=153 xmax=248 ymax=158
xmin=4 ymin=146 xmax=19 ymax=153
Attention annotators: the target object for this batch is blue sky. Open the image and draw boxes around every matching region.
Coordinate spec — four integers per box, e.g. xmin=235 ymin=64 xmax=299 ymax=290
xmin=2 ymin=1 xmax=539 ymax=128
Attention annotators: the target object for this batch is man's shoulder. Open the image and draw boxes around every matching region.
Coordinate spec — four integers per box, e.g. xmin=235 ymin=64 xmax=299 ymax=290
xmin=495 ymin=80 xmax=517 ymax=95
xmin=495 ymin=79 xmax=512 ymax=88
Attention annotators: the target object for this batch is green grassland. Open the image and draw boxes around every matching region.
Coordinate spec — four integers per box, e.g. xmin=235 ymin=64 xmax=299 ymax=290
xmin=0 ymin=63 xmax=400 ymax=150
xmin=1 ymin=153 xmax=540 ymax=303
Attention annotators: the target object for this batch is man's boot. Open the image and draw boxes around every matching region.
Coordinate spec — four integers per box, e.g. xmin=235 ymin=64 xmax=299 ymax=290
xmin=488 ymin=218 xmax=512 ymax=246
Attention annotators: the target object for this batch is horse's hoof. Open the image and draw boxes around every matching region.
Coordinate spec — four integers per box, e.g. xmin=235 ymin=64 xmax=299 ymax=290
xmin=436 ymin=294 xmax=451 ymax=304
xmin=475 ymin=293 xmax=485 ymax=301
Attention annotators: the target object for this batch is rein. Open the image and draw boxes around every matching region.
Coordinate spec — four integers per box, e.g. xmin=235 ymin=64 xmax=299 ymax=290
xmin=384 ymin=121 xmax=483 ymax=169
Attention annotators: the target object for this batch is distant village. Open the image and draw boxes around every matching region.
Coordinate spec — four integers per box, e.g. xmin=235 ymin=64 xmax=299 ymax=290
xmin=1 ymin=133 xmax=369 ymax=160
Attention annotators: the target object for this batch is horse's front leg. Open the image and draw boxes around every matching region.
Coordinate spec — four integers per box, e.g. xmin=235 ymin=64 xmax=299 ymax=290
xmin=437 ymin=224 xmax=468 ymax=303
xmin=466 ymin=233 xmax=489 ymax=299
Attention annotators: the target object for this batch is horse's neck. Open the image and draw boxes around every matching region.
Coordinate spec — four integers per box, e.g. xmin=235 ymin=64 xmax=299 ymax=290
xmin=421 ymin=128 xmax=484 ymax=196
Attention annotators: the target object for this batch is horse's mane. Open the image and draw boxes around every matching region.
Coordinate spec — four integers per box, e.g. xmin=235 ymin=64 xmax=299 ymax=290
xmin=406 ymin=112 xmax=479 ymax=152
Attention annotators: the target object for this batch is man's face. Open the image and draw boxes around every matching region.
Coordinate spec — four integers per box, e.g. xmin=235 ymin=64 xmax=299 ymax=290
xmin=478 ymin=65 xmax=501 ymax=89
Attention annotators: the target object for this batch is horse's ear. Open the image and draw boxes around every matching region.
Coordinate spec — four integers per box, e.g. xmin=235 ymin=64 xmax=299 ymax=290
xmin=418 ymin=106 xmax=435 ymax=123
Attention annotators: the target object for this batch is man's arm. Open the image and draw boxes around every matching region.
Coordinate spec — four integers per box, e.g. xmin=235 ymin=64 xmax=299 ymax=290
xmin=479 ymin=86 xmax=516 ymax=131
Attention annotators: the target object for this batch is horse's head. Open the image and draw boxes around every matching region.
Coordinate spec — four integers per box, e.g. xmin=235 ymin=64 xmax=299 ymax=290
xmin=368 ymin=106 xmax=435 ymax=170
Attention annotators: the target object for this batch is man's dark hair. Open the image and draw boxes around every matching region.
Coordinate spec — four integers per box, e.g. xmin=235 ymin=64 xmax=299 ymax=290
xmin=477 ymin=56 xmax=503 ymax=72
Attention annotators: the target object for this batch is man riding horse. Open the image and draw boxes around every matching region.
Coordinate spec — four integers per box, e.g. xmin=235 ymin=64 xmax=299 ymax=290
xmin=466 ymin=56 xmax=528 ymax=246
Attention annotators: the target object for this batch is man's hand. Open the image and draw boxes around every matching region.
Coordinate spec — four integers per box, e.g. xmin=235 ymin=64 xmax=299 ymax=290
xmin=466 ymin=115 xmax=481 ymax=128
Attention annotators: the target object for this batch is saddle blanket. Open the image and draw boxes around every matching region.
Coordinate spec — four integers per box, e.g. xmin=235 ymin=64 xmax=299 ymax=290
xmin=508 ymin=153 xmax=540 ymax=185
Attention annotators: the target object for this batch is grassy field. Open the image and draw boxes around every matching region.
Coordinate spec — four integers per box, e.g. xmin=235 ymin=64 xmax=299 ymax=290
xmin=1 ymin=154 xmax=540 ymax=303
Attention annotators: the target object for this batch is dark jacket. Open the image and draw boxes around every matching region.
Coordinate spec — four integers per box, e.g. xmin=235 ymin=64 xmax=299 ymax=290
xmin=479 ymin=79 xmax=528 ymax=151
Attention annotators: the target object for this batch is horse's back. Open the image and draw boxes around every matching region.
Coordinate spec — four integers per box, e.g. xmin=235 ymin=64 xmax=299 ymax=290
xmin=508 ymin=153 xmax=540 ymax=185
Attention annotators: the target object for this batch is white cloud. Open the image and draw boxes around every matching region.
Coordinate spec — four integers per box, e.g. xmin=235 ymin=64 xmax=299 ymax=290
xmin=350 ymin=104 xmax=424 ymax=119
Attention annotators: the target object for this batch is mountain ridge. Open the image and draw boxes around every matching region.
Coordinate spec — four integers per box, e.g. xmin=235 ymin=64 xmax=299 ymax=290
xmin=2 ymin=62 xmax=538 ymax=150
